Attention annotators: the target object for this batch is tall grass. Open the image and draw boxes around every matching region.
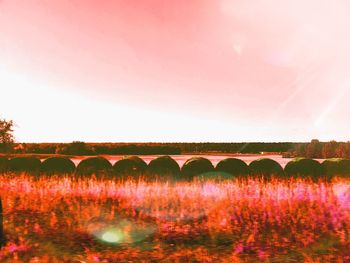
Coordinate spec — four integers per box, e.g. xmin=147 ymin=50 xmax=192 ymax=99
xmin=0 ymin=173 xmax=349 ymax=262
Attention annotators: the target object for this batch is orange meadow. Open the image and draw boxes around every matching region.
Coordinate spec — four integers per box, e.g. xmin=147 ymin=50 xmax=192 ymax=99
xmin=0 ymin=174 xmax=349 ymax=262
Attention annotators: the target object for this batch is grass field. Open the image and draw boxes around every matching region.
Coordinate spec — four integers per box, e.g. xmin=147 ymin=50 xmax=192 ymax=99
xmin=0 ymin=174 xmax=349 ymax=262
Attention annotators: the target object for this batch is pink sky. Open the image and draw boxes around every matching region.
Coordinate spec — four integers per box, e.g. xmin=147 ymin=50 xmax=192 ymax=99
xmin=1 ymin=0 xmax=350 ymax=142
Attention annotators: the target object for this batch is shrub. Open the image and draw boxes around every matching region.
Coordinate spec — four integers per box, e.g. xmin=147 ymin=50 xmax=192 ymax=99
xmin=147 ymin=156 xmax=180 ymax=175
xmin=0 ymin=157 xmax=8 ymax=173
xmin=113 ymin=156 xmax=147 ymax=177
xmin=8 ymin=157 xmax=41 ymax=173
xmin=76 ymin=157 xmax=112 ymax=175
xmin=339 ymin=159 xmax=350 ymax=176
xmin=215 ymin=158 xmax=249 ymax=177
xmin=249 ymin=158 xmax=284 ymax=179
xmin=194 ymin=171 xmax=238 ymax=182
xmin=322 ymin=158 xmax=350 ymax=177
xmin=41 ymin=157 xmax=76 ymax=174
xmin=181 ymin=157 xmax=214 ymax=180
xmin=284 ymin=158 xmax=323 ymax=179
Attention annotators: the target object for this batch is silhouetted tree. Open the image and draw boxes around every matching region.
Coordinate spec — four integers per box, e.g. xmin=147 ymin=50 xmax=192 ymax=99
xmin=322 ymin=141 xmax=337 ymax=158
xmin=306 ymin=139 xmax=322 ymax=158
xmin=0 ymin=118 xmax=14 ymax=152
xmin=292 ymin=140 xmax=350 ymax=159
xmin=57 ymin=141 xmax=94 ymax=155
xmin=335 ymin=142 xmax=350 ymax=158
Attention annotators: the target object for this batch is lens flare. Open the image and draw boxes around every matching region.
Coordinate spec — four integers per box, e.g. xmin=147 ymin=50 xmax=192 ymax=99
xmin=101 ymin=229 xmax=122 ymax=243
xmin=86 ymin=217 xmax=156 ymax=244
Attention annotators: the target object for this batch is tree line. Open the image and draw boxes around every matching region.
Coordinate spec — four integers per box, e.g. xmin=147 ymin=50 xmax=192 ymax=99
xmin=1 ymin=117 xmax=350 ymax=157
xmin=287 ymin=139 xmax=350 ymax=159
xmin=7 ymin=141 xmax=298 ymax=155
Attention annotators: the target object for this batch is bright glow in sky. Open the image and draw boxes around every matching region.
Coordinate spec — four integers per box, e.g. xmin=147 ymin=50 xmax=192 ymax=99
xmin=1 ymin=0 xmax=350 ymax=142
